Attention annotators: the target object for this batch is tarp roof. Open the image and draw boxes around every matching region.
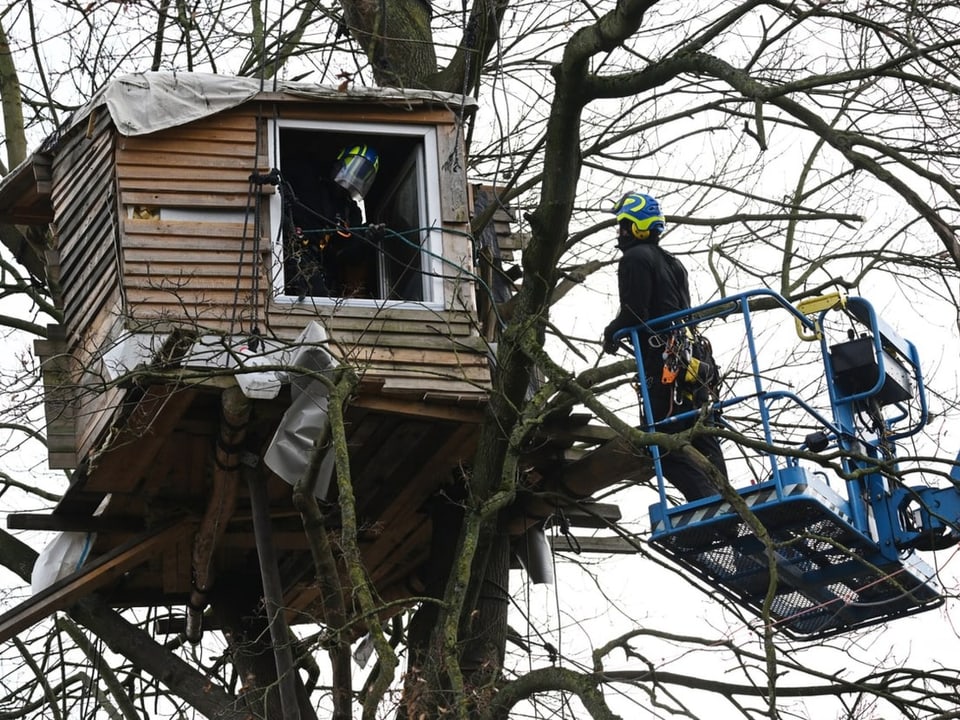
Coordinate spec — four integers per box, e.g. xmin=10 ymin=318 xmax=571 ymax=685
xmin=74 ymin=71 xmax=477 ymax=137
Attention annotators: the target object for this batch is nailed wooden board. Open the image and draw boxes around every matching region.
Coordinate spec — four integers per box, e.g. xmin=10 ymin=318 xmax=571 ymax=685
xmin=0 ymin=521 xmax=192 ymax=645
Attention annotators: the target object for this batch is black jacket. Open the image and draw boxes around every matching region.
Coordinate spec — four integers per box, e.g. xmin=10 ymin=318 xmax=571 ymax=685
xmin=603 ymin=238 xmax=691 ymax=353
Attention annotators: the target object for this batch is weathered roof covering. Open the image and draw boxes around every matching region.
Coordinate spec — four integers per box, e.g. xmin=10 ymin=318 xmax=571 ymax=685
xmin=74 ymin=71 xmax=478 ymax=137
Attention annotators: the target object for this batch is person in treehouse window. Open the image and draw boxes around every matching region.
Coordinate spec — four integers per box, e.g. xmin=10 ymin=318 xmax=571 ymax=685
xmin=285 ymin=144 xmax=381 ymax=298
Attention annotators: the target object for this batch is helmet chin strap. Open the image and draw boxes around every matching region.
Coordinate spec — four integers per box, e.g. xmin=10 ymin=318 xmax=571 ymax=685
xmin=617 ymin=227 xmax=659 ymax=249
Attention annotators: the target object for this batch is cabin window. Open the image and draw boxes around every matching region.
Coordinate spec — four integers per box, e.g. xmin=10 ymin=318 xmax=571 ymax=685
xmin=269 ymin=119 xmax=443 ymax=306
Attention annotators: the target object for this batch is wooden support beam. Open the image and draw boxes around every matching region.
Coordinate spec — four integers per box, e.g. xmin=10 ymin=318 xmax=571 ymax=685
xmin=506 ymin=499 xmax=625 ymax=540
xmin=362 ymin=422 xmax=479 ymax=582
xmin=0 ymin=152 xmax=53 ymax=224
xmin=186 ymin=386 xmax=250 ymax=642
xmin=553 ymin=502 xmax=622 ymax=529
xmin=550 ymin=535 xmax=642 ymax=555
xmin=0 ymin=521 xmax=191 ymax=644
xmin=517 ymin=438 xmax=655 ymax=527
xmin=350 ymin=392 xmax=486 ymax=423
xmin=6 ymin=513 xmax=145 ymax=533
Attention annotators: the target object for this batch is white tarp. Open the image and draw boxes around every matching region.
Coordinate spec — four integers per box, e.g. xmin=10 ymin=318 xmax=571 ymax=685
xmin=69 ymin=71 xmax=476 ymax=138
xmin=101 ymin=73 xmax=261 ymax=136
xmin=179 ymin=321 xmax=337 ymax=400
xmin=262 ymin=323 xmax=340 ymax=499
xmin=31 ymin=531 xmax=96 ymax=593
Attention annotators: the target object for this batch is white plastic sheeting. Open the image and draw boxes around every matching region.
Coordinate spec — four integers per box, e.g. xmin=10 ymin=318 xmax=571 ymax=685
xmin=67 ymin=71 xmax=476 ymax=138
xmin=31 ymin=531 xmax=96 ymax=593
xmin=105 ymin=322 xmax=340 ymax=497
xmin=99 ymin=73 xmax=261 ymax=136
xmin=181 ymin=322 xmax=340 ymax=496
xmin=262 ymin=324 xmax=340 ymax=499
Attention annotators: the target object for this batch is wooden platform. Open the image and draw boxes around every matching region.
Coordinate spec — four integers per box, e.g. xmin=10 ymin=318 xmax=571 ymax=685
xmin=1 ymin=379 xmax=631 ymax=643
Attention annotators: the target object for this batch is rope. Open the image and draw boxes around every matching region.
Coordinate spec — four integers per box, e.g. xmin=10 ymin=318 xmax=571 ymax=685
xmin=549 ymin=524 xmax=570 ymax=720
xmin=278 ymin=187 xmax=506 ymax=322
xmin=229 ymin=0 xmax=284 ymax=346
xmin=231 ymin=115 xmax=277 ymax=352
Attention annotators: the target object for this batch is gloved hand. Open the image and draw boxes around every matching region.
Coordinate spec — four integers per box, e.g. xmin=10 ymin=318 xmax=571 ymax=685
xmin=602 ymin=328 xmax=618 ymax=355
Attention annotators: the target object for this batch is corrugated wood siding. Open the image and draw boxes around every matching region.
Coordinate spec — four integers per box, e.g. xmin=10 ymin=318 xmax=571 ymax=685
xmin=116 ymin=102 xmax=489 ymax=398
xmin=50 ymin=108 xmax=121 ymax=349
xmin=266 ymin=303 xmax=490 ymax=394
xmin=42 ymin=109 xmax=127 ymax=467
xmin=33 ymin=325 xmax=77 ymax=468
xmin=116 ymin=111 xmax=265 ymax=211
xmin=72 ymin=295 xmax=132 ymax=465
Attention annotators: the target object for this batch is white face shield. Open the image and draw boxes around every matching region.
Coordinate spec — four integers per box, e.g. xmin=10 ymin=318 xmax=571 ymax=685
xmin=334 ymin=153 xmax=379 ymax=201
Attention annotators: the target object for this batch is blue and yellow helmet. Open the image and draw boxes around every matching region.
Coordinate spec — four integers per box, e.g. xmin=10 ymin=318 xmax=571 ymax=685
xmin=612 ymin=192 xmax=665 ymax=240
xmin=334 ymin=144 xmax=380 ymax=200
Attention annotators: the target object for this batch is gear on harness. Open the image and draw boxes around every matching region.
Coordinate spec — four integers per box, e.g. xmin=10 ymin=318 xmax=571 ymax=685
xmin=279 ymin=179 xmax=329 ymax=298
xmin=656 ymin=328 xmax=722 ymax=411
xmin=660 ymin=331 xmax=689 ymax=385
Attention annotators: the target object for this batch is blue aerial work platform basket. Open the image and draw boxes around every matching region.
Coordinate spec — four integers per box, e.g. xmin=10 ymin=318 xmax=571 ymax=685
xmin=614 ymin=290 xmax=960 ymax=639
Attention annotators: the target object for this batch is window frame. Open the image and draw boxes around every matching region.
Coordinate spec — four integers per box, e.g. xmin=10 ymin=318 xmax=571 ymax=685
xmin=268 ymin=117 xmax=445 ymax=309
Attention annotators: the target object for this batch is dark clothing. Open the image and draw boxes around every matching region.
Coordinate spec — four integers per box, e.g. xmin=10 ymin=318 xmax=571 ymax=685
xmin=316 ymin=176 xmax=363 ymax=231
xmin=284 ymin=177 xmax=376 ymax=298
xmin=643 ymin=354 xmax=728 ymax=502
xmin=602 ymin=239 xmax=691 ymax=353
xmin=603 ymin=235 xmax=727 ymax=503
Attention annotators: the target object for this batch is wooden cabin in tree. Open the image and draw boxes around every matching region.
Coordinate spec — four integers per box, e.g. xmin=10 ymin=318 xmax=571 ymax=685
xmin=0 ymin=73 xmax=633 ymax=645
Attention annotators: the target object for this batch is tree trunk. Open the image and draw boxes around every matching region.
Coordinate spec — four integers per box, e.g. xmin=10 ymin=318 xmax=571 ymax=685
xmin=402 ymin=482 xmax=466 ymax=717
xmin=340 ymin=0 xmax=436 ymax=88
xmin=460 ymin=525 xmax=510 ymax=705
xmin=211 ymin=580 xmax=320 ymax=720
xmin=403 ymin=500 xmax=511 ymax=719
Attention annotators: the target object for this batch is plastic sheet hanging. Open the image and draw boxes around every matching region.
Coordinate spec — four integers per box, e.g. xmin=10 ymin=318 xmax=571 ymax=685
xmin=31 ymin=531 xmax=97 ymax=594
xmin=513 ymin=521 xmax=555 ymax=585
xmin=263 ymin=322 xmax=340 ymax=499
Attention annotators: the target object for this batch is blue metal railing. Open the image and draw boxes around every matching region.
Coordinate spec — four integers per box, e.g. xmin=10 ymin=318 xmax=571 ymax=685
xmin=612 ymin=289 xmax=928 ymax=538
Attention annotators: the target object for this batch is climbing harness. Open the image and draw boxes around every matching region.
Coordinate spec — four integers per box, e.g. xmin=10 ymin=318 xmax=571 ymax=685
xmin=653 ymin=327 xmax=722 ymax=412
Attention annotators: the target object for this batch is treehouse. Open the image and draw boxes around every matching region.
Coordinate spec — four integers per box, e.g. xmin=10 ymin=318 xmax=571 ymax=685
xmin=0 ymin=73 xmax=632 ymax=645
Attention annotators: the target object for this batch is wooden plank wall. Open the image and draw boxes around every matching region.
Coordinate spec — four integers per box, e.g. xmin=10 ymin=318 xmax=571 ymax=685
xmin=117 ymin=108 xmax=267 ymax=331
xmin=115 ymin=102 xmax=490 ymax=399
xmin=42 ymin=109 xmax=127 ymax=467
xmin=50 ymin=108 xmax=121 ymax=351
xmin=33 ymin=325 xmax=77 ymax=468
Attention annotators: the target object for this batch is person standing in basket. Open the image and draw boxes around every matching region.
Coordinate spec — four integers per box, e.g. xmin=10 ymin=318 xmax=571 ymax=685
xmin=602 ymin=191 xmax=727 ymax=502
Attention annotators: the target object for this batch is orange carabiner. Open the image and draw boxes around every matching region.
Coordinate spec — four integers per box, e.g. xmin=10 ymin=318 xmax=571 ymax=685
xmin=661 ymin=364 xmax=679 ymax=385
xmin=661 ymin=333 xmax=681 ymax=384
